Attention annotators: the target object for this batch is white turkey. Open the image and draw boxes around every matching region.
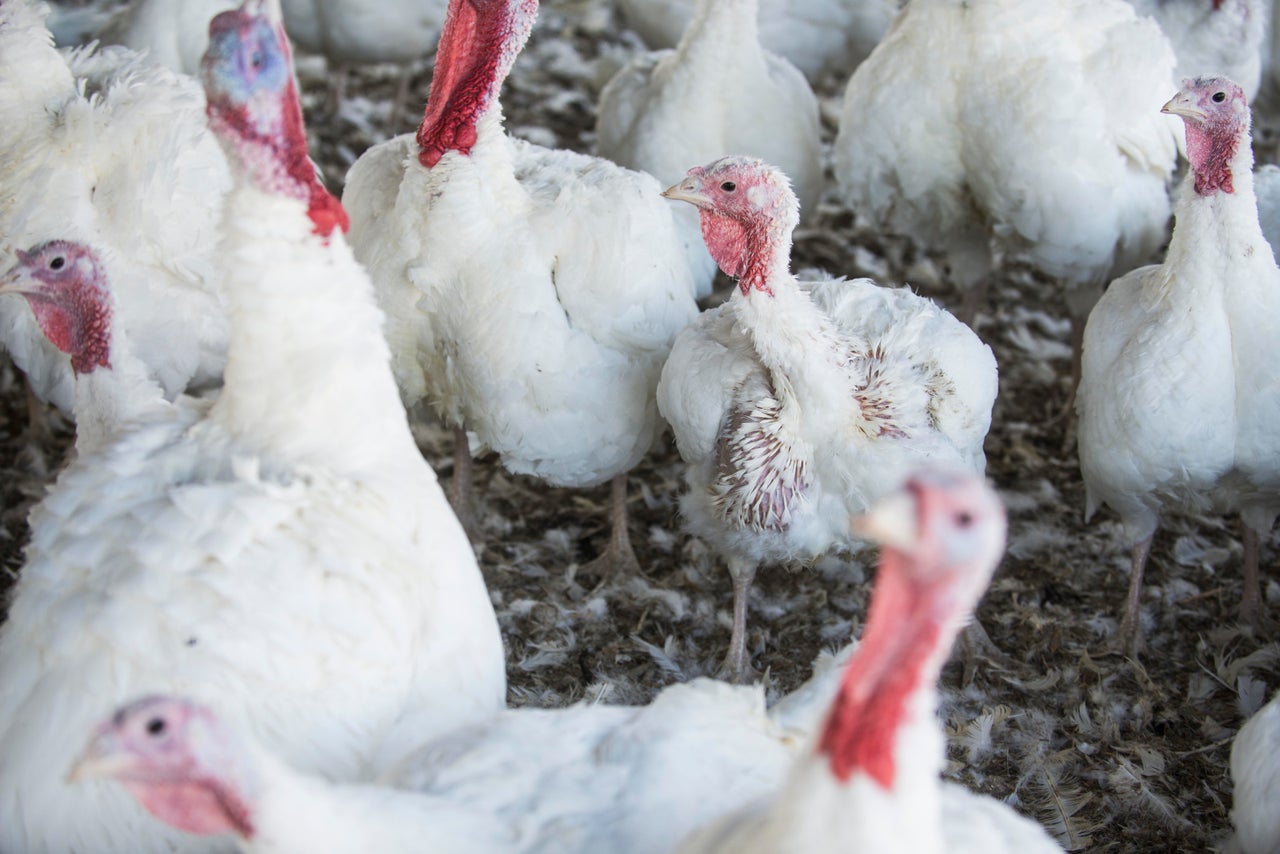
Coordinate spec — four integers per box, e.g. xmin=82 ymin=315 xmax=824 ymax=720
xmin=833 ymin=0 xmax=1181 ymax=396
xmin=680 ymin=471 xmax=1061 ymax=854
xmin=343 ymin=0 xmax=698 ymax=569
xmin=1076 ymin=76 xmax=1280 ymax=654
xmin=615 ymin=0 xmax=900 ymax=83
xmin=0 ymin=241 xmax=175 ymax=456
xmin=657 ymin=156 xmax=997 ymax=681
xmin=67 ymin=473 xmax=1045 ymax=854
xmin=0 ymin=3 xmax=504 ymax=850
xmin=0 ymin=0 xmax=231 ymax=420
xmin=1128 ymin=0 xmax=1266 ymax=99
xmin=1230 ymin=691 xmax=1280 ymax=854
xmin=595 ymin=0 xmax=822 ymax=296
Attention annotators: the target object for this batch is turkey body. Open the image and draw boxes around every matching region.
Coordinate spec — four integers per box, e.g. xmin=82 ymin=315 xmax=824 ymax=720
xmin=1231 ymin=693 xmax=1280 ymax=854
xmin=345 ymin=115 xmax=696 ymax=491
xmin=663 ymin=276 xmax=996 ymax=567
xmin=1128 ymin=0 xmax=1265 ymax=99
xmin=834 ymin=0 xmax=1179 ymax=318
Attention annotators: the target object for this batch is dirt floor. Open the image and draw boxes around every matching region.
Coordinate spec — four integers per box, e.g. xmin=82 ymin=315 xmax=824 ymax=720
xmin=4 ymin=2 xmax=1280 ymax=851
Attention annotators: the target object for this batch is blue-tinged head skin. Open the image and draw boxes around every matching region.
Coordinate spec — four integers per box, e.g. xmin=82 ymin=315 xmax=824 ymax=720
xmin=200 ymin=0 xmax=348 ymax=236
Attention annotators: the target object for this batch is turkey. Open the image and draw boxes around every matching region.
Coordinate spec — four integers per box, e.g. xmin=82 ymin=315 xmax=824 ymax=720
xmin=343 ymin=0 xmax=698 ymax=569
xmin=0 ymin=241 xmax=174 ymax=455
xmin=1076 ymin=76 xmax=1280 ymax=655
xmin=833 ymin=0 xmax=1181 ymax=397
xmin=595 ymin=0 xmax=822 ymax=296
xmin=680 ymin=471 xmax=1061 ymax=854
xmin=616 ymin=0 xmax=900 ymax=83
xmin=657 ymin=156 xmax=997 ymax=681
xmin=0 ymin=0 xmax=231 ymax=420
xmin=0 ymin=2 xmax=504 ymax=851
xmin=67 ymin=473 xmax=1030 ymax=854
xmin=1128 ymin=0 xmax=1266 ymax=99
xmin=1230 ymin=691 xmax=1280 ymax=854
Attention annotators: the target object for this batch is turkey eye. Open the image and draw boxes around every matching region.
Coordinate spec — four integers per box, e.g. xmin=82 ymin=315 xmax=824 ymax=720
xmin=1213 ymin=91 xmax=1226 ymax=103
xmin=49 ymin=256 xmax=65 ymax=271
xmin=146 ymin=718 xmax=167 ymax=737
xmin=720 ymin=181 xmax=736 ymax=192
xmin=955 ymin=512 xmax=973 ymax=528
xmin=250 ymin=52 xmax=264 ymax=69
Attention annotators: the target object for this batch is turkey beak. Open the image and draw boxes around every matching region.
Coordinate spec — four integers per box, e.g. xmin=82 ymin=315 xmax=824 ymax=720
xmin=0 ymin=263 xmax=27 ymax=297
xmin=661 ymin=178 xmax=712 ymax=209
xmin=1161 ymin=92 xmax=1207 ymax=121
xmin=67 ymin=730 xmax=132 ymax=784
xmin=851 ymin=490 xmax=918 ymax=552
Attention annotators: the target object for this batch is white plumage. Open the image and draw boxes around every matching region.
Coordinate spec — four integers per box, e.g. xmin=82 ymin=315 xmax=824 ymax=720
xmin=616 ymin=0 xmax=900 ymax=83
xmin=595 ymin=0 xmax=822 ymax=296
xmin=1253 ymin=162 xmax=1280 ymax=259
xmin=69 ymin=653 xmax=853 ymax=852
xmin=1076 ymin=76 xmax=1280 ymax=652
xmin=1128 ymin=0 xmax=1266 ymax=100
xmin=0 ymin=0 xmax=230 ymax=417
xmin=657 ymin=156 xmax=996 ymax=679
xmin=678 ymin=472 xmax=1061 ymax=854
xmin=833 ymin=0 xmax=1180 ymax=341
xmin=344 ymin=0 xmax=697 ymax=561
xmin=71 ymin=474 xmax=1050 ymax=854
xmin=1230 ymin=692 xmax=1280 ymax=854
xmin=0 ymin=5 xmax=504 ymax=850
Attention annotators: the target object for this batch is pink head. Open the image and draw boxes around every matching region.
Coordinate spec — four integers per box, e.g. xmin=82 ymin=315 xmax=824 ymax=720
xmin=1162 ymin=76 xmax=1250 ymax=196
xmin=818 ymin=471 xmax=1007 ymax=788
xmin=201 ymin=0 xmax=348 ymax=237
xmin=69 ymin=695 xmax=256 ymax=841
xmin=1 ymin=240 xmax=112 ymax=375
xmin=661 ymin=156 xmax=799 ymax=297
xmin=416 ymin=0 xmax=539 ymax=168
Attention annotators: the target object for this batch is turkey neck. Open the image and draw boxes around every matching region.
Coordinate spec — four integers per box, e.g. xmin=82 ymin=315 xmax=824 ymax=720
xmin=70 ymin=323 xmax=170 ymax=457
xmin=416 ymin=0 xmax=537 ymax=168
xmin=766 ymin=546 xmax=973 ymax=853
xmin=1163 ymin=121 xmax=1267 ymax=300
xmin=210 ymin=187 xmax=419 ymax=474
xmin=727 ymin=225 xmax=850 ymax=415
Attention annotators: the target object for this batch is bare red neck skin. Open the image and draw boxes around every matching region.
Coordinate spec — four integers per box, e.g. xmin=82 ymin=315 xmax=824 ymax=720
xmin=126 ymin=776 xmax=255 ymax=841
xmin=416 ymin=0 xmax=536 ymax=168
xmin=24 ymin=285 xmax=112 ymax=375
xmin=817 ymin=550 xmax=946 ymax=788
xmin=1185 ymin=120 xmax=1241 ymax=196
xmin=700 ymin=213 xmax=777 ymax=297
